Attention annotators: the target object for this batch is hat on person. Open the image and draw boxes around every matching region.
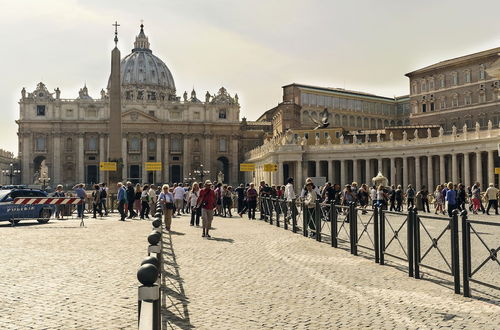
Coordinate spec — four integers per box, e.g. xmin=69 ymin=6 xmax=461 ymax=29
xmin=204 ymin=180 xmax=212 ymax=186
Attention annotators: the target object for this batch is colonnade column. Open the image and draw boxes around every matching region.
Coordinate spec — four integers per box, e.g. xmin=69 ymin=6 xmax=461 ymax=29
xmin=390 ymin=158 xmax=396 ymax=186
xmin=328 ymin=160 xmax=333 ymax=183
xmin=277 ymin=161 xmax=283 ymax=186
xmin=315 ymin=160 xmax=320 ymax=177
xmin=98 ymin=134 xmax=105 ymax=183
xmin=402 ymin=156 xmax=408 ymax=189
xmin=464 ymin=152 xmax=470 ymax=186
xmin=77 ymin=134 xmax=84 ymax=183
xmin=142 ymin=135 xmax=148 ymax=183
xmin=451 ymin=153 xmax=458 ymax=184
xmin=415 ymin=156 xmax=421 ymax=189
xmin=487 ymin=150 xmax=494 ymax=186
xmin=377 ymin=158 xmax=382 ymax=174
xmin=163 ymin=134 xmax=169 ymax=183
xmin=365 ymin=159 xmax=371 ymax=186
xmin=296 ymin=160 xmax=303 ymax=187
xmin=476 ymin=151 xmax=482 ymax=186
xmin=53 ymin=133 xmax=61 ymax=184
xmin=122 ymin=135 xmax=128 ymax=181
xmin=340 ymin=159 xmax=346 ymax=186
xmin=352 ymin=159 xmax=358 ymax=184
xmin=21 ymin=133 xmax=31 ymax=184
xmin=439 ymin=155 xmax=445 ymax=184
xmin=427 ymin=155 xmax=433 ymax=191
xmin=156 ymin=135 xmax=162 ymax=183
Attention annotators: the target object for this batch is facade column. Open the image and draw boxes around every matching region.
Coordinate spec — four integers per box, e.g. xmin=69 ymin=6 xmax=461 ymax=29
xmin=122 ymin=135 xmax=128 ymax=181
xmin=352 ymin=159 xmax=358 ymax=184
xmin=163 ymin=134 xmax=169 ymax=183
xmin=415 ymin=156 xmax=421 ymax=190
xmin=53 ymin=133 xmax=61 ymax=184
xmin=476 ymin=151 xmax=482 ymax=186
xmin=21 ymin=133 xmax=31 ymax=184
xmin=451 ymin=153 xmax=458 ymax=184
xmin=365 ymin=159 xmax=371 ymax=186
xmin=183 ymin=134 xmax=190 ymax=181
xmin=377 ymin=158 xmax=382 ymax=174
xmin=487 ymin=150 xmax=494 ymax=186
xmin=464 ymin=152 xmax=470 ymax=186
xmin=204 ymin=134 xmax=211 ymax=176
xmin=156 ymin=135 xmax=162 ymax=183
xmin=296 ymin=160 xmax=303 ymax=187
xmin=277 ymin=161 xmax=283 ymax=186
xmin=402 ymin=156 xmax=408 ymax=189
xmin=390 ymin=158 xmax=396 ymax=186
xmin=142 ymin=135 xmax=148 ymax=183
xmin=439 ymin=154 xmax=445 ymax=184
xmin=328 ymin=160 xmax=333 ymax=183
xmin=231 ymin=136 xmax=239 ymax=186
xmin=98 ymin=134 xmax=105 ymax=183
xmin=427 ymin=155 xmax=433 ymax=191
xmin=77 ymin=134 xmax=84 ymax=183
xmin=340 ymin=159 xmax=346 ymax=186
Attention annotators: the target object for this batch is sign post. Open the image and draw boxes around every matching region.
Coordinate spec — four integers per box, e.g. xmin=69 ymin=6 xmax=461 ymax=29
xmin=145 ymin=162 xmax=162 ymax=171
xmin=263 ymin=164 xmax=278 ymax=172
xmin=99 ymin=162 xmax=117 ymax=171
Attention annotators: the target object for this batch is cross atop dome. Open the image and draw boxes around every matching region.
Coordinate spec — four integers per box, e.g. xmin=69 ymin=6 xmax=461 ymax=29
xmin=133 ymin=22 xmax=150 ymax=51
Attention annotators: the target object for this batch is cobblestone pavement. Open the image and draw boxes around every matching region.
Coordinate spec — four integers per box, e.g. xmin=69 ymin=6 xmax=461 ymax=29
xmin=162 ymin=212 xmax=499 ymax=330
xmin=0 ymin=215 xmax=151 ymax=329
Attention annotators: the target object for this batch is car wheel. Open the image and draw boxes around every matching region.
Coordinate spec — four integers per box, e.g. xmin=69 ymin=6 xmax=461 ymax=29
xmin=8 ymin=219 xmax=20 ymax=224
xmin=37 ymin=208 xmax=51 ymax=224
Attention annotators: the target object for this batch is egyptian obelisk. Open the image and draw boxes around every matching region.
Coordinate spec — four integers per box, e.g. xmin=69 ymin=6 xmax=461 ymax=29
xmin=108 ymin=21 xmax=122 ymax=187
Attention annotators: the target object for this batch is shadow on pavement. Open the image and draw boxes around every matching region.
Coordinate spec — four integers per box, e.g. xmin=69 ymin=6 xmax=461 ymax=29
xmin=161 ymin=231 xmax=194 ymax=329
xmin=208 ymin=237 xmax=234 ymax=243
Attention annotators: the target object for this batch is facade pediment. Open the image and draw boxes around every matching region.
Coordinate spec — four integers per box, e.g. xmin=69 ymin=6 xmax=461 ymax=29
xmin=122 ymin=110 xmax=160 ymax=123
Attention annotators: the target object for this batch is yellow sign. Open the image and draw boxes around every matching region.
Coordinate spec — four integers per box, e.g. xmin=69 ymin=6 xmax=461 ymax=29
xmin=145 ymin=162 xmax=162 ymax=171
xmin=240 ymin=163 xmax=256 ymax=172
xmin=263 ymin=163 xmax=278 ymax=172
xmin=495 ymin=167 xmax=500 ymax=175
xmin=99 ymin=162 xmax=117 ymax=171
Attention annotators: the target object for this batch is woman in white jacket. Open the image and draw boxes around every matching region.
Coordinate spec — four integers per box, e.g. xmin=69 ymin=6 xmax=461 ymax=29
xmin=189 ymin=182 xmax=201 ymax=226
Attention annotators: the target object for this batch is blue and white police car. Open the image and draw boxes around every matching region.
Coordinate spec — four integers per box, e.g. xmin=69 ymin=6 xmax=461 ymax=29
xmin=0 ymin=189 xmax=54 ymax=224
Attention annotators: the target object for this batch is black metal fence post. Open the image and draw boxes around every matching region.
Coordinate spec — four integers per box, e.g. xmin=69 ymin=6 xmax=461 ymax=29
xmin=373 ymin=206 xmax=379 ymax=263
xmin=315 ymin=200 xmax=321 ymax=242
xmin=379 ymin=207 xmax=385 ymax=265
xmin=450 ymin=209 xmax=461 ymax=294
xmin=269 ymin=198 xmax=273 ymax=225
xmin=292 ymin=199 xmax=298 ymax=233
xmin=331 ymin=202 xmax=337 ymax=248
xmin=283 ymin=200 xmax=288 ymax=230
xmin=275 ymin=199 xmax=280 ymax=228
xmin=407 ymin=207 xmax=414 ymax=278
xmin=413 ymin=210 xmax=421 ymax=279
xmin=350 ymin=202 xmax=357 ymax=256
xmin=302 ymin=202 xmax=308 ymax=237
xmin=461 ymin=210 xmax=471 ymax=297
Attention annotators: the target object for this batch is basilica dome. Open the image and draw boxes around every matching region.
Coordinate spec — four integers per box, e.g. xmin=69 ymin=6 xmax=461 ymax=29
xmin=109 ymin=24 xmax=176 ymax=99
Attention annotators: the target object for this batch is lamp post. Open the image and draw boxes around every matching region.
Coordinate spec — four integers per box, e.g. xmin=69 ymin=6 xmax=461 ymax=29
xmin=2 ymin=163 xmax=21 ymax=186
xmin=193 ymin=163 xmax=210 ymax=183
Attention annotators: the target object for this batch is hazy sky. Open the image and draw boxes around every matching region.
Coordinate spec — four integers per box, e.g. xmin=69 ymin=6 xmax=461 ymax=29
xmin=1 ymin=0 xmax=500 ymax=154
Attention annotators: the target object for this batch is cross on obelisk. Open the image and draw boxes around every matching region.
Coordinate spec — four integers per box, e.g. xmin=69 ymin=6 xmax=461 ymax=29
xmin=113 ymin=21 xmax=120 ymax=45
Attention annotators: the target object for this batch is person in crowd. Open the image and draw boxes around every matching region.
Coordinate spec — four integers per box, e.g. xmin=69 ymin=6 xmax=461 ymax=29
xmin=133 ymin=183 xmax=142 ymax=218
xmin=277 ymin=185 xmax=284 ymax=199
xmin=395 ymin=185 xmax=403 ymax=212
xmin=389 ymin=185 xmax=396 ymax=211
xmin=475 ymin=182 xmax=486 ymax=214
xmin=53 ymin=185 xmax=65 ymax=219
xmin=342 ymin=184 xmax=356 ymax=206
xmin=358 ymin=184 xmax=369 ymax=214
xmin=117 ymin=182 xmax=127 ymax=221
xmin=322 ymin=182 xmax=334 ymax=203
xmin=246 ymin=182 xmax=258 ymax=219
xmin=456 ymin=184 xmax=467 ymax=211
xmin=74 ymin=183 xmax=86 ymax=218
xmin=420 ymin=185 xmax=430 ymax=213
xmin=445 ymin=182 xmax=457 ymax=217
xmin=140 ymin=184 xmax=150 ymax=220
xmin=471 ymin=184 xmax=481 ymax=214
xmin=126 ymin=182 xmax=136 ymax=219
xmin=91 ymin=184 xmax=103 ymax=218
xmin=159 ymin=184 xmax=174 ymax=231
xmin=197 ymin=180 xmax=216 ymax=238
xmin=434 ymin=185 xmax=445 ymax=215
xmin=485 ymin=183 xmax=499 ymax=215
xmin=235 ymin=184 xmax=246 ymax=214
xmin=406 ymin=184 xmax=415 ymax=210
xmin=214 ymin=183 xmax=223 ymax=216
xmin=184 ymin=185 xmax=191 ymax=214
xmin=259 ymin=181 xmax=271 ymax=220
xmin=189 ymin=182 xmax=201 ymax=226
xmin=222 ymin=184 xmax=233 ymax=217
xmin=148 ymin=184 xmax=157 ymax=217
xmin=467 ymin=186 xmax=473 ymax=212
xmin=370 ymin=185 xmax=377 ymax=209
xmin=304 ymin=181 xmax=317 ymax=237
xmin=284 ymin=178 xmax=296 ymax=202
xmin=99 ymin=183 xmax=108 ymax=216
xmin=173 ymin=183 xmax=185 ymax=216
xmin=376 ymin=184 xmax=388 ymax=210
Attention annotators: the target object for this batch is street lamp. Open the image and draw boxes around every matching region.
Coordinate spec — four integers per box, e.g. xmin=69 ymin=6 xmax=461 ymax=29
xmin=2 ymin=163 xmax=21 ymax=185
xmin=193 ymin=163 xmax=210 ymax=183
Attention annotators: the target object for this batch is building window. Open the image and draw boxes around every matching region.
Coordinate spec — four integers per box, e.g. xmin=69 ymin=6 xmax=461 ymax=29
xmin=479 ymin=92 xmax=486 ymax=103
xmin=148 ymin=139 xmax=156 ymax=151
xmin=170 ymin=111 xmax=181 ymax=120
xmin=464 ymin=70 xmax=471 ymax=83
xmin=219 ymin=138 xmax=227 ymax=152
xmin=422 ymin=103 xmax=427 ymax=113
xmin=87 ymin=137 xmax=97 ymax=151
xmin=36 ymin=105 xmax=46 ymax=116
xmin=65 ymin=137 xmax=73 ymax=151
xmin=35 ymin=137 xmax=46 ymax=151
xmin=129 ymin=137 xmax=140 ymax=152
xmin=465 ymin=93 xmax=472 ymax=105
xmin=421 ymin=81 xmax=426 ymax=93
xmin=324 ymin=132 xmax=329 ymax=138
xmin=479 ymin=64 xmax=486 ymax=80
xmin=125 ymin=91 xmax=133 ymax=100
xmin=452 ymin=72 xmax=458 ymax=85
xmin=440 ymin=98 xmax=446 ymax=110
xmin=304 ymin=133 xmax=309 ymax=139
xmin=412 ymin=83 xmax=417 ymax=94
xmin=149 ymin=110 xmax=155 ymax=117
xmin=429 ymin=79 xmax=434 ymax=91
xmin=440 ymin=76 xmax=445 ymax=88
xmin=452 ymin=95 xmax=459 ymax=107
xmin=430 ymin=102 xmax=435 ymax=111
xmin=193 ymin=111 xmax=200 ymax=120
xmin=218 ymin=109 xmax=227 ymax=119
xmin=171 ymin=137 xmax=181 ymax=152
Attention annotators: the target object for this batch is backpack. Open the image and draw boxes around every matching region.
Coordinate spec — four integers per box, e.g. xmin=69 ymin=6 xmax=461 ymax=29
xmin=100 ymin=189 xmax=107 ymax=199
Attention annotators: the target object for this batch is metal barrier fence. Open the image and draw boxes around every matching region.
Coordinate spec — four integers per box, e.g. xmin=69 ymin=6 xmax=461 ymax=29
xmin=258 ymin=197 xmax=499 ymax=299
xmin=137 ymin=201 xmax=163 ymax=330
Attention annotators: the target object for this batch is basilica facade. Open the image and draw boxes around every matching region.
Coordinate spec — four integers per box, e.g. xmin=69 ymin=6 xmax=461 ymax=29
xmin=17 ymin=25 xmax=268 ymax=187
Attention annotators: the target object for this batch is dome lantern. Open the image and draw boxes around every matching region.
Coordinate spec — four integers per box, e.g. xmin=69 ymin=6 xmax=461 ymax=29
xmin=133 ymin=23 xmax=151 ymax=52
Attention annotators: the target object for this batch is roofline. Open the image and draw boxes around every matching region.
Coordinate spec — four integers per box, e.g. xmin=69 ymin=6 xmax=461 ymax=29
xmin=405 ymin=46 xmax=500 ymax=77
xmin=283 ymin=83 xmax=397 ymax=102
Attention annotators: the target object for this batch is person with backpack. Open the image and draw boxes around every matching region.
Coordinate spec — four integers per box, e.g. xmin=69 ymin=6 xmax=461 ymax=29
xmin=406 ymin=184 xmax=415 ymax=210
xmin=140 ymin=184 xmax=150 ymax=220
xmin=99 ymin=183 xmax=108 ymax=216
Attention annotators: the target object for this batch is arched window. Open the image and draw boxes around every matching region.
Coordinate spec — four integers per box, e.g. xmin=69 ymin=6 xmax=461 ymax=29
xmin=219 ymin=109 xmax=227 ymax=119
xmin=65 ymin=137 xmax=73 ymax=151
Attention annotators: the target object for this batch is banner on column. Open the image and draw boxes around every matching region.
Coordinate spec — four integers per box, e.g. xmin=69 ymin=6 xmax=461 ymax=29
xmin=240 ymin=163 xmax=255 ymax=172
xmin=145 ymin=162 xmax=162 ymax=171
xmin=495 ymin=167 xmax=500 ymax=175
xmin=99 ymin=162 xmax=117 ymax=171
xmin=263 ymin=163 xmax=278 ymax=172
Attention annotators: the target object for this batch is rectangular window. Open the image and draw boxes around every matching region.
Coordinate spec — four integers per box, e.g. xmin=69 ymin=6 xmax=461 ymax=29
xmin=193 ymin=111 xmax=200 ymax=120
xmin=429 ymin=80 xmax=434 ymax=90
xmin=301 ymin=93 xmax=309 ymax=105
xmin=171 ymin=111 xmax=181 ymax=119
xmin=453 ymin=73 xmax=458 ymax=85
xmin=422 ymin=104 xmax=427 ymax=113
xmin=149 ymin=110 xmax=155 ymax=117
xmin=87 ymin=137 xmax=97 ymax=151
xmin=36 ymin=105 xmax=46 ymax=116
xmin=35 ymin=137 xmax=46 ymax=151
xmin=440 ymin=78 xmax=445 ymax=88
xmin=219 ymin=138 xmax=227 ymax=152
xmin=465 ymin=71 xmax=471 ymax=83
xmin=430 ymin=103 xmax=435 ymax=111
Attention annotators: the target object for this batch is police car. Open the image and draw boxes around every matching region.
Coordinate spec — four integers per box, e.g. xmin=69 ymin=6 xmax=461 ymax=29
xmin=0 ymin=189 xmax=54 ymax=224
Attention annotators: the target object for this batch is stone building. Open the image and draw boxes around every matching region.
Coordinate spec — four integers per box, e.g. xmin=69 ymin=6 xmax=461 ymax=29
xmin=17 ymin=24 xmax=269 ymax=187
xmin=407 ymin=47 xmax=500 ymax=130
xmin=0 ymin=150 xmax=18 ymax=186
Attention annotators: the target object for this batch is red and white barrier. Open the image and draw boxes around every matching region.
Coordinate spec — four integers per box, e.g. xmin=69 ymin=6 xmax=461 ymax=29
xmin=13 ymin=197 xmax=84 ymax=205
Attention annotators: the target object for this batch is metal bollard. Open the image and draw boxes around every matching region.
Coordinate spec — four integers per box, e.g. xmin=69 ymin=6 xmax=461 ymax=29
xmin=407 ymin=207 xmax=414 ymax=277
xmin=461 ymin=210 xmax=471 ymax=297
xmin=373 ymin=206 xmax=379 ymax=263
xmin=137 ymin=263 xmax=160 ymax=330
xmin=450 ymin=209 xmax=460 ymax=294
xmin=379 ymin=207 xmax=385 ymax=265
xmin=291 ymin=199 xmax=298 ymax=233
xmin=331 ymin=203 xmax=337 ymax=248
xmin=315 ymin=200 xmax=321 ymax=242
xmin=413 ymin=210 xmax=421 ymax=279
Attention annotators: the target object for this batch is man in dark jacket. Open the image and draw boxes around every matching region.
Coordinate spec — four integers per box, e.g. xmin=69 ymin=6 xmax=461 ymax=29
xmin=126 ymin=181 xmax=136 ymax=219
xmin=234 ymin=184 xmax=246 ymax=214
